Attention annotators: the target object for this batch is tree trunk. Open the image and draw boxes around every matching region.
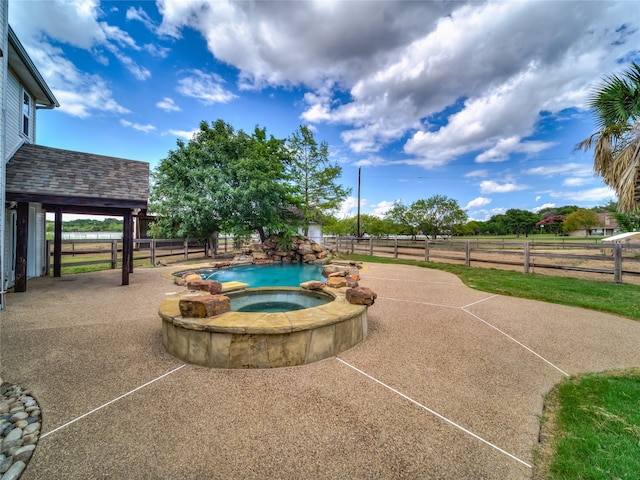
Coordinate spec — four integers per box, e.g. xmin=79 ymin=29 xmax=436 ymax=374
xmin=257 ymin=226 xmax=266 ymax=243
xmin=208 ymin=232 xmax=219 ymax=258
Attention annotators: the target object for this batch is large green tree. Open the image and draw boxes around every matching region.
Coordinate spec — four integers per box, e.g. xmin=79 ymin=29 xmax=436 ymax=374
xmin=286 ymin=125 xmax=351 ymax=235
xmin=149 ymin=119 xmax=296 ymax=245
xmin=385 ymin=195 xmax=467 ymax=239
xmin=410 ymin=195 xmax=467 ymax=239
xmin=576 ymin=62 xmax=640 ymax=212
xmin=562 ymin=208 xmax=601 ymax=236
xmin=503 ymin=209 xmax=540 ymax=237
xmin=483 ymin=214 xmax=509 ymax=235
xmin=323 ymin=214 xmax=392 ymax=237
xmin=384 ymin=202 xmax=418 ymax=237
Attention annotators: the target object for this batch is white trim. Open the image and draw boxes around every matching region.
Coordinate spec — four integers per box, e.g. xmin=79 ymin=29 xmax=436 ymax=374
xmin=21 ymin=88 xmax=31 ymax=138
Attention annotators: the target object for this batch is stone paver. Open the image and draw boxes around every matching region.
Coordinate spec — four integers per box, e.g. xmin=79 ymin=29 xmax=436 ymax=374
xmin=1 ymin=262 xmax=639 ymax=479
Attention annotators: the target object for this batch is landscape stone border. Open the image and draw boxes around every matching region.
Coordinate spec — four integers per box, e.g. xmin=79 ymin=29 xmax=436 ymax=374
xmin=0 ymin=381 xmax=41 ymax=479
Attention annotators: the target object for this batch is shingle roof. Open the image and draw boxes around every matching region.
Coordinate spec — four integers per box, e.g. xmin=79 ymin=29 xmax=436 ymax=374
xmin=6 ymin=143 xmax=149 ymax=204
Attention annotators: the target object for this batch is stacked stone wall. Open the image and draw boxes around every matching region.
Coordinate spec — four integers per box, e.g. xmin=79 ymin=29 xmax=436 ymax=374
xmin=235 ymin=235 xmax=329 ymax=265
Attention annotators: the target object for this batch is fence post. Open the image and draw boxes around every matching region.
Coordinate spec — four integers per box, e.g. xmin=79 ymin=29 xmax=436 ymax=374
xmin=465 ymin=240 xmax=471 ymax=267
xmin=184 ymin=240 xmax=189 ymax=261
xmin=350 ymin=237 xmax=355 ymax=254
xmin=394 ymin=238 xmax=398 ymax=259
xmin=523 ymin=242 xmax=530 ymax=274
xmin=111 ymin=240 xmax=117 ymax=269
xmin=369 ymin=237 xmax=373 ymax=256
xmin=613 ymin=243 xmax=623 ymax=284
xmin=150 ymin=239 xmax=156 ymax=266
xmin=425 ymin=240 xmax=430 ymax=262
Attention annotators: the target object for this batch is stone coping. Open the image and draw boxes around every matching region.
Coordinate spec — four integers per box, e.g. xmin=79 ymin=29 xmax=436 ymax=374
xmin=158 ymin=286 xmax=366 ymax=335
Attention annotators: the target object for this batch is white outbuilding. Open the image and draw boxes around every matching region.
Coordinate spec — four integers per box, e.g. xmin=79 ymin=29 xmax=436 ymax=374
xmin=602 ymin=232 xmax=640 ymax=244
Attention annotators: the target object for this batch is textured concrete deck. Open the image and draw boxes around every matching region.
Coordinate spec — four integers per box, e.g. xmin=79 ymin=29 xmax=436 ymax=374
xmin=2 ymin=263 xmax=640 ymax=479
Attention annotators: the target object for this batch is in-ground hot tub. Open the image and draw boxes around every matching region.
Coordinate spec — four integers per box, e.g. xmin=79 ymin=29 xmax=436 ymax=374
xmin=228 ymin=289 xmax=331 ymax=312
xmin=159 ymin=287 xmax=368 ymax=368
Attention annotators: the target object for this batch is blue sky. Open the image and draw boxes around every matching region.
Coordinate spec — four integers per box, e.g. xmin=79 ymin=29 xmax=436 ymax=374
xmin=9 ymin=0 xmax=640 ymax=221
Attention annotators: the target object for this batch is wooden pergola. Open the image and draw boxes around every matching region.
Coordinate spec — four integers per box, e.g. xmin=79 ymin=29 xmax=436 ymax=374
xmin=6 ymin=143 xmax=149 ymax=291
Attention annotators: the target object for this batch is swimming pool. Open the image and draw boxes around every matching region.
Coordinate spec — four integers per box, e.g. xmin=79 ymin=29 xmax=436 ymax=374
xmin=179 ymin=263 xmax=323 ymax=287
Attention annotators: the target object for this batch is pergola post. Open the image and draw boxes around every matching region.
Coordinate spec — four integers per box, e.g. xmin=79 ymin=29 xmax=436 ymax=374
xmin=14 ymin=202 xmax=29 ymax=292
xmin=53 ymin=206 xmax=62 ymax=277
xmin=122 ymin=210 xmax=133 ymax=285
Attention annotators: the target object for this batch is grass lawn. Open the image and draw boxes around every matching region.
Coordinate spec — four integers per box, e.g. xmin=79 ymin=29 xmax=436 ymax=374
xmin=339 ymin=254 xmax=640 ymax=479
xmin=341 ymin=254 xmax=640 ymax=320
xmin=537 ymin=369 xmax=640 ymax=480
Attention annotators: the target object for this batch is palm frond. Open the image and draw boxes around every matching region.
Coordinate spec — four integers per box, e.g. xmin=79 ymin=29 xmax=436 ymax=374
xmin=592 ymin=134 xmax=614 ymax=178
xmin=610 ymin=139 xmax=640 ymax=212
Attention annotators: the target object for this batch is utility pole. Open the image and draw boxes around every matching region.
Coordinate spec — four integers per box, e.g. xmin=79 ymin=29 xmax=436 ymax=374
xmin=357 ymin=167 xmax=361 ymax=238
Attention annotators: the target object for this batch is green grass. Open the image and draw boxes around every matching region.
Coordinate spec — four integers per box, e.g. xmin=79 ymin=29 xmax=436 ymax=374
xmin=341 ymin=254 xmax=640 ymax=320
xmin=339 ymin=254 xmax=640 ymax=479
xmin=543 ymin=370 xmax=640 ymax=479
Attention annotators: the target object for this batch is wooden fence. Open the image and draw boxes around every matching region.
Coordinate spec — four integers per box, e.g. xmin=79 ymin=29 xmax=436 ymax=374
xmin=45 ymin=237 xmax=239 ymax=273
xmin=324 ymin=236 xmax=640 ymax=284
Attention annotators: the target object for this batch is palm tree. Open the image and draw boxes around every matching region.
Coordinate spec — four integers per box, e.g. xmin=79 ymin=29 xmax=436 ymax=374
xmin=576 ymin=62 xmax=640 ymax=212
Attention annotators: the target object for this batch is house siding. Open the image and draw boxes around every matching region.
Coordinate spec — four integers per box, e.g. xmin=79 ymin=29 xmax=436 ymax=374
xmin=2 ymin=20 xmax=47 ymax=292
xmin=0 ymin=0 xmax=7 ymax=305
xmin=6 ymin=68 xmax=31 ymax=151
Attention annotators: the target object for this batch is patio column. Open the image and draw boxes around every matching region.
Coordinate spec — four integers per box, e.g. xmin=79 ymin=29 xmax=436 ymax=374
xmin=53 ymin=206 xmax=62 ymax=277
xmin=14 ymin=202 xmax=29 ymax=292
xmin=122 ymin=210 xmax=133 ymax=285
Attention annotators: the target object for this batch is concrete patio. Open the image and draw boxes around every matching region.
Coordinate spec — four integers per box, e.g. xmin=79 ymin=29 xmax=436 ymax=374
xmin=2 ymin=262 xmax=640 ymax=479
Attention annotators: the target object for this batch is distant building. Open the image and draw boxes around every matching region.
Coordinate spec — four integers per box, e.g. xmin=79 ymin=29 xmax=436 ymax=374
xmin=568 ymin=212 xmax=619 ymax=237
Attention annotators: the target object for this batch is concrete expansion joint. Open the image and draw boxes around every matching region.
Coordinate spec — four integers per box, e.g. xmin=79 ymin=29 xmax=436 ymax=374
xmin=335 ymin=358 xmax=532 ymax=469
xmin=379 ymin=294 xmax=570 ymax=377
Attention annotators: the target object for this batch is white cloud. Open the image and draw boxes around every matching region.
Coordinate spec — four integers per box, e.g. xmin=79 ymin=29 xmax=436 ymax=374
xmin=126 ymin=6 xmax=157 ymax=32
xmin=120 ymin=119 xmax=156 ymax=133
xmin=167 ymin=128 xmax=199 ymax=140
xmin=144 ymin=43 xmax=170 ymax=58
xmin=9 ymin=0 xmax=155 ymax=116
xmin=152 ymin=0 xmax=636 ymax=167
xmin=371 ymin=200 xmax=395 ymax=217
xmin=479 ymin=180 xmax=529 ymax=194
xmin=532 ymin=202 xmax=556 ymax=213
xmin=464 ymin=197 xmax=492 ymax=210
xmin=10 ymin=0 xmax=107 ymax=49
xmin=535 ymin=195 xmax=542 ymax=202
xmin=177 ymin=70 xmax=237 ymax=105
xmin=475 ymin=137 xmax=556 ymax=163
xmin=336 ymin=196 xmax=366 ymax=219
xmin=551 ymin=186 xmax=617 ymax=202
xmin=468 ymin=207 xmax=507 ymax=221
xmin=157 ymin=97 xmax=181 ymax=112
xmin=464 ymin=169 xmax=488 ymax=178
xmin=24 ymin=43 xmax=130 ymax=118
xmin=105 ymin=44 xmax=151 ymax=80
xmin=562 ymin=177 xmax=593 ymax=187
xmin=10 ymin=0 xmax=639 ymax=212
xmin=522 ymin=162 xmax=592 ymax=177
xmin=354 ymin=156 xmax=395 ymax=167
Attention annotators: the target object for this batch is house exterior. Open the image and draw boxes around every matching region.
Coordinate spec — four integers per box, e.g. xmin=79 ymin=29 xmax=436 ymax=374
xmin=0 ymin=4 xmax=149 ymax=308
xmin=568 ymin=212 xmax=619 ymax=237
xmin=0 ymin=9 xmax=59 ymax=306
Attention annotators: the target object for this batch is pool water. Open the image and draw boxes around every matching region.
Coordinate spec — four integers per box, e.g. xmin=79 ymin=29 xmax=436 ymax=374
xmin=187 ymin=263 xmax=323 ymax=287
xmin=228 ymin=290 xmax=332 ymax=313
